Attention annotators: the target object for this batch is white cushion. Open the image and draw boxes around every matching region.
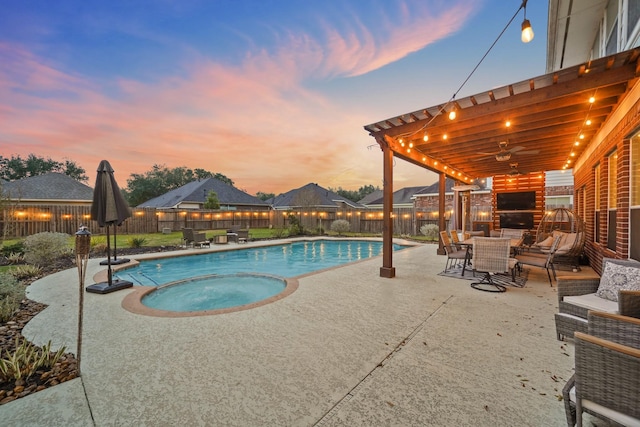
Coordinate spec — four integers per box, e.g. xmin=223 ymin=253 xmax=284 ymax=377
xmin=569 ymin=386 xmax=640 ymax=427
xmin=595 ymin=262 xmax=640 ymax=302
xmin=535 ymin=235 xmax=555 ymax=248
xmin=564 ymin=293 xmax=618 ymax=313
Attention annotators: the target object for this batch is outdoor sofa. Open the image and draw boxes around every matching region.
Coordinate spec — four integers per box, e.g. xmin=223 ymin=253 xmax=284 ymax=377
xmin=562 ymin=311 xmax=640 ymax=426
xmin=555 ymin=258 xmax=640 ymax=341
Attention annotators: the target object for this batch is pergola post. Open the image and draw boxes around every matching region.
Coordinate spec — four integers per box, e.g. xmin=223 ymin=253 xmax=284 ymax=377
xmin=380 ymin=141 xmax=395 ymax=278
xmin=437 ymin=173 xmax=446 ymax=255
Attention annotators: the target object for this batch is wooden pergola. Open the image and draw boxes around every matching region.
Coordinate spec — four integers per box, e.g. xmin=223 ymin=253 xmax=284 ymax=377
xmin=364 ymin=48 xmax=640 ymax=278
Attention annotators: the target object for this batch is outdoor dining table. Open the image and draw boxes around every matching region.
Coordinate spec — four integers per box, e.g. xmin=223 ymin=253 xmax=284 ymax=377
xmin=459 ymin=237 xmax=525 ymax=273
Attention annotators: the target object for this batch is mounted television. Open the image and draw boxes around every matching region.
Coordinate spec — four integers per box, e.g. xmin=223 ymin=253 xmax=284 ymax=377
xmin=496 ymin=191 xmax=536 ymax=211
xmin=500 ymin=212 xmax=534 ymax=230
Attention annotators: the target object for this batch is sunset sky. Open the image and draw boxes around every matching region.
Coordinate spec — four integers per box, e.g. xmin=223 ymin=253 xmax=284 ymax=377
xmin=0 ymin=0 xmax=547 ymax=195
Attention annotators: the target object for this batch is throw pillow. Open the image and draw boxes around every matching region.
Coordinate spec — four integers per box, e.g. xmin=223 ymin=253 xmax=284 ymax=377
xmin=595 ymin=262 xmax=640 ymax=302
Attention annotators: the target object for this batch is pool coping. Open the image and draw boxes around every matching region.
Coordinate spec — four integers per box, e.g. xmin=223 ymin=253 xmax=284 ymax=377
xmin=121 ymin=275 xmax=300 ymax=318
xmin=104 ymin=237 xmax=421 ymax=317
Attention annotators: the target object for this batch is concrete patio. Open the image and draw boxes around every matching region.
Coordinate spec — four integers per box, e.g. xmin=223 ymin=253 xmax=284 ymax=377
xmin=1 ymin=239 xmax=600 ymax=426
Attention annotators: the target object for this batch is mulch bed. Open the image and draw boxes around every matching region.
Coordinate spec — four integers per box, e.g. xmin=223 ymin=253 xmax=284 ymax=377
xmin=0 ymin=245 xmax=181 ymax=405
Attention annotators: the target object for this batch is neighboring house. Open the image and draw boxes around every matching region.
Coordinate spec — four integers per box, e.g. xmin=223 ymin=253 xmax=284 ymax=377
xmin=548 ymin=0 xmax=640 ymax=266
xmin=2 ymin=172 xmax=93 ymax=205
xmin=1 ymin=173 xmax=94 ymax=236
xmin=137 ymin=178 xmax=269 ymax=211
xmin=357 ymin=189 xmax=383 ymax=205
xmin=269 ymin=183 xmax=367 ymax=231
xmin=363 ymin=186 xmax=430 ymax=209
xmin=269 ymin=183 xmax=366 ymax=211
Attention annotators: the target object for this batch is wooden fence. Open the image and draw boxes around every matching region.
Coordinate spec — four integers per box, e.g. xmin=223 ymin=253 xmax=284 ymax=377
xmin=1 ymin=204 xmax=486 ymax=239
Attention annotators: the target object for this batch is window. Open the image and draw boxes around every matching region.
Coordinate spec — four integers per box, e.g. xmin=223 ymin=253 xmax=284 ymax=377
xmin=632 ymin=133 xmax=640 ymax=260
xmin=627 ymin=0 xmax=640 ymax=43
xmin=633 ymin=134 xmax=640 ymax=207
xmin=609 ymin=150 xmax=618 ymax=209
xmin=606 ymin=0 xmax=619 ymax=55
xmin=545 ymin=195 xmax=573 ymax=210
xmin=595 ymin=164 xmax=601 ymax=243
xmin=608 ymin=150 xmax=618 ymax=251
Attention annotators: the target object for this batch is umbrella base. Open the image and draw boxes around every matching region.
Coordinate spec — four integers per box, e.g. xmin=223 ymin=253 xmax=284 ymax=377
xmin=100 ymin=258 xmax=130 ymax=265
xmin=86 ymin=279 xmax=133 ymax=294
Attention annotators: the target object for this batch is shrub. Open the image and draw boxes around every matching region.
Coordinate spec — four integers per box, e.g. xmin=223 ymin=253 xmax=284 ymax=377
xmin=420 ymin=224 xmax=440 ymax=241
xmin=287 ymin=213 xmax=303 ymax=236
xmin=0 ymin=298 xmax=20 ymax=323
xmin=127 ymin=236 xmax=147 ymax=248
xmin=0 ymin=337 xmax=66 ymax=382
xmin=330 ymin=219 xmax=351 ymax=235
xmin=23 ymin=232 xmax=71 ymax=266
xmin=1 ymin=241 xmax=24 ymax=257
xmin=7 ymin=252 xmax=25 ymax=264
xmin=0 ymin=273 xmax=24 ymax=322
xmin=10 ymin=265 xmax=42 ymax=280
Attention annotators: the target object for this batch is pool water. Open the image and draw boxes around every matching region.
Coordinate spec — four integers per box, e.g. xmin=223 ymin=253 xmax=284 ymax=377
xmin=117 ymin=239 xmax=407 ymax=286
xmin=142 ymin=274 xmax=286 ymax=312
xmin=119 ymin=239 xmax=408 ymax=313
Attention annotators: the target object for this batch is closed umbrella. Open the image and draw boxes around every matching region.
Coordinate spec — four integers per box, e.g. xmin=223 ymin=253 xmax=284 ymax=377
xmin=86 ymin=160 xmax=133 ymax=294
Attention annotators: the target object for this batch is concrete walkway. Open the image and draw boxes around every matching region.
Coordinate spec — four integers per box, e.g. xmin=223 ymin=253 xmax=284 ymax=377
xmin=1 ymin=239 xmax=593 ymax=426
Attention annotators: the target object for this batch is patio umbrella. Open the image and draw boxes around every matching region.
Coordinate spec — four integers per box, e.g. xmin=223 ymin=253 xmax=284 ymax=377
xmin=86 ymin=160 xmax=133 ymax=294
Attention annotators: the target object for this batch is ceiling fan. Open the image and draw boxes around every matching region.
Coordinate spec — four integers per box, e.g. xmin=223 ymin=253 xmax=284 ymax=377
xmin=506 ymin=162 xmax=523 ymax=176
xmin=475 ymin=141 xmax=539 ymax=162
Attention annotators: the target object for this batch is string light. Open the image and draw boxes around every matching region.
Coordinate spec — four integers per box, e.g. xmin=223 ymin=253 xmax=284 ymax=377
xmin=563 ymin=93 xmax=596 ymax=171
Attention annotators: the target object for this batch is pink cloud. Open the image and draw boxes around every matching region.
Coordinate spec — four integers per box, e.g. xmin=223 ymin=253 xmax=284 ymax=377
xmin=0 ymin=1 xmax=474 ymax=194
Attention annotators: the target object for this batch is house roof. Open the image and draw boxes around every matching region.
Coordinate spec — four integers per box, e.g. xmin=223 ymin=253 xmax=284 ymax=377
xmin=364 ymin=48 xmax=640 ymax=182
xmin=269 ymin=183 xmax=366 ymax=209
xmin=366 ymin=186 xmax=429 ymax=206
xmin=357 ymin=189 xmax=383 ymax=205
xmin=2 ymin=173 xmax=94 ymax=201
xmin=138 ymin=178 xmax=268 ymax=208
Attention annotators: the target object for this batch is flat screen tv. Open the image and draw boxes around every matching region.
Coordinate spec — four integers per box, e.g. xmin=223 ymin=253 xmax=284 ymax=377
xmin=496 ymin=191 xmax=536 ymax=211
xmin=500 ymin=213 xmax=534 ymax=230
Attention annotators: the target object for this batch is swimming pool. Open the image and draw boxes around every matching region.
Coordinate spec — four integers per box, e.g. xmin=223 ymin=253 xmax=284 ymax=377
xmin=117 ymin=239 xmax=407 ymax=286
xmin=119 ymin=239 xmax=409 ymax=315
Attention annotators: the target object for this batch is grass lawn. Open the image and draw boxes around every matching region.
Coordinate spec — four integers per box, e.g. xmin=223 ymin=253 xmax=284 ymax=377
xmin=2 ymin=228 xmax=433 ymax=253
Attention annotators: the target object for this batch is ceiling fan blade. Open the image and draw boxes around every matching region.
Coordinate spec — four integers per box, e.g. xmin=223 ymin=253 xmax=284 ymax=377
xmin=515 ymin=150 xmax=540 ymax=155
xmin=507 ymin=146 xmax=527 ymax=153
xmin=474 ymin=155 xmax=495 ymax=161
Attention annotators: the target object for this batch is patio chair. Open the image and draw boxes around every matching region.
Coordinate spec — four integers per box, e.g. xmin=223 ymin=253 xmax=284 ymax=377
xmin=562 ymin=311 xmax=640 ymax=426
xmin=470 ymin=237 xmax=517 ymax=293
xmin=450 ymin=230 xmax=462 ymax=250
xmin=440 ymin=231 xmax=469 ymax=274
xmin=182 ymin=228 xmax=210 ymax=248
xmin=514 ymin=235 xmax=562 ymax=286
xmin=499 ymin=228 xmax=524 ymax=239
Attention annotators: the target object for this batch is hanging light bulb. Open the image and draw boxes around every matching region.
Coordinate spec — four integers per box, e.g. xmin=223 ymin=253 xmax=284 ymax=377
xmin=521 ymin=19 xmax=534 ymax=43
xmin=448 ymin=106 xmax=457 ymax=120
xmin=521 ymin=0 xmax=534 ymax=43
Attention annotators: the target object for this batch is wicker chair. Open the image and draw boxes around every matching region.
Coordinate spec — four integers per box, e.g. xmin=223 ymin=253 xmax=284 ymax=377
xmin=440 ymin=231 xmax=469 ymax=274
xmin=555 ymin=258 xmax=640 ymax=341
xmin=562 ymin=312 xmax=640 ymax=426
xmin=469 ymin=237 xmax=517 ymax=293
xmin=515 ymin=235 xmax=562 ymax=286
xmin=449 ymin=230 xmax=462 ymax=250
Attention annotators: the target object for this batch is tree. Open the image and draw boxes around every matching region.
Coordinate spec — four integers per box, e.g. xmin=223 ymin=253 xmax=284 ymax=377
xmin=256 ymin=191 xmax=275 ymax=201
xmin=204 ymin=191 xmax=220 ymax=209
xmin=124 ymin=164 xmax=234 ymax=206
xmin=0 ymin=154 xmax=88 ymax=182
xmin=329 ymin=185 xmax=379 ymax=202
